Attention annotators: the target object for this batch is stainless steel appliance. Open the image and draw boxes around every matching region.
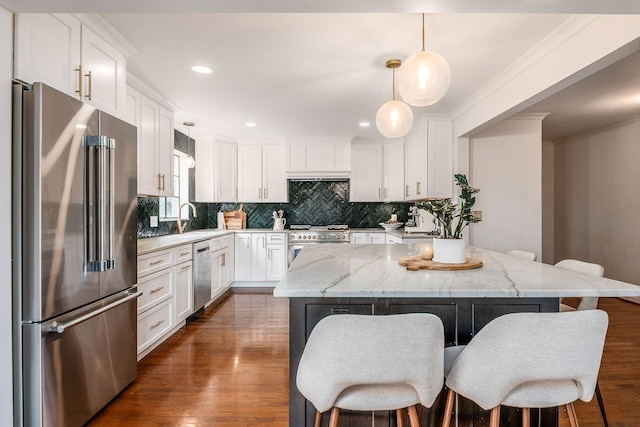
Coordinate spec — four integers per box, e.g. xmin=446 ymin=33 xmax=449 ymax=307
xmin=13 ymin=82 xmax=140 ymax=427
xmin=193 ymin=240 xmax=212 ymax=313
xmin=288 ymin=225 xmax=350 ymax=266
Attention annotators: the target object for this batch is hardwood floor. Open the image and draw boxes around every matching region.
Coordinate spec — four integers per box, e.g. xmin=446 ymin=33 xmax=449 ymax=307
xmin=87 ymin=292 xmax=640 ymax=426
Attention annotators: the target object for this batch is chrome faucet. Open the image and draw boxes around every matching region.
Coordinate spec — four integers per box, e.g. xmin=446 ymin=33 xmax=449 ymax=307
xmin=177 ymin=202 xmax=197 ymax=234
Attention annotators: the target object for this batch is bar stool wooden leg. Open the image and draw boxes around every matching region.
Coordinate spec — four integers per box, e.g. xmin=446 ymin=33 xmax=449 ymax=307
xmin=522 ymin=407 xmax=530 ymax=427
xmin=314 ymin=410 xmax=322 ymax=427
xmin=329 ymin=407 xmax=340 ymax=427
xmin=489 ymin=406 xmax=501 ymax=427
xmin=396 ymin=408 xmax=405 ymax=427
xmin=407 ymin=405 xmax=420 ymax=427
xmin=442 ymin=388 xmax=455 ymax=427
xmin=566 ymin=403 xmax=579 ymax=427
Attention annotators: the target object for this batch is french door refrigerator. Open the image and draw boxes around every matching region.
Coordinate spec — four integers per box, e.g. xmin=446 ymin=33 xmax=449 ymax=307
xmin=13 ymin=82 xmax=140 ymax=427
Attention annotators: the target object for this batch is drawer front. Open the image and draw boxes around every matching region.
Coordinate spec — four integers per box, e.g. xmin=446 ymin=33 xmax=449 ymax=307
xmin=137 ymin=268 xmax=175 ymax=314
xmin=137 ymin=298 xmax=174 ymax=354
xmin=210 ymin=235 xmax=231 ymax=251
xmin=175 ymin=244 xmax=192 ymax=263
xmin=268 ymin=233 xmax=286 ymax=244
xmin=138 ymin=248 xmax=174 ymax=278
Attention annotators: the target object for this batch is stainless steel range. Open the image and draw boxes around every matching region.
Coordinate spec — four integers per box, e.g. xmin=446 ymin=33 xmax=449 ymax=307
xmin=288 ymin=225 xmax=350 ymax=265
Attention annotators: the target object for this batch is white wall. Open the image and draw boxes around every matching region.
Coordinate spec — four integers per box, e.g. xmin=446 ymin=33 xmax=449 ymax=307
xmin=1 ymin=6 xmax=13 ymax=427
xmin=554 ymin=118 xmax=640 ymax=284
xmin=542 ymin=141 xmax=555 ymax=264
xmin=468 ymin=115 xmax=544 ymax=259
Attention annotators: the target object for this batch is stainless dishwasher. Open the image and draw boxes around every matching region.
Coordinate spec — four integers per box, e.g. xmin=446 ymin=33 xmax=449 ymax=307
xmin=193 ymin=240 xmax=211 ymax=312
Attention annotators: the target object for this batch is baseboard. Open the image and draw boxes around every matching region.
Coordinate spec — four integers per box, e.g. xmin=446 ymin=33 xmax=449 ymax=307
xmin=231 ymin=286 xmax=275 ymax=295
xmin=621 ymin=297 xmax=640 ymax=305
xmin=231 ymin=281 xmax=277 ymax=288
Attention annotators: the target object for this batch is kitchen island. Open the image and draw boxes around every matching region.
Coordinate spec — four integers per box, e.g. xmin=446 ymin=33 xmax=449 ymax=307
xmin=274 ymin=244 xmax=640 ymax=427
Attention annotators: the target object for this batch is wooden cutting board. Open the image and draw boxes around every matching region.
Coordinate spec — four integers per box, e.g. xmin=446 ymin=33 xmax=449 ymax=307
xmin=223 ymin=204 xmax=247 ymax=230
xmin=398 ymin=256 xmax=483 ymax=271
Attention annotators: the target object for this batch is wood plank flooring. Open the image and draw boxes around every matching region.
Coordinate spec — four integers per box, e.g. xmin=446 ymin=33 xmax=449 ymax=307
xmin=87 ymin=292 xmax=640 ymax=426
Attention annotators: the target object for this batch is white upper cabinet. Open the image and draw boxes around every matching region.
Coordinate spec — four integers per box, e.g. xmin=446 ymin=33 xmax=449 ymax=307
xmin=195 ymin=137 xmax=238 ymax=203
xmin=14 ymin=13 xmax=129 ymax=118
xmin=14 ymin=14 xmax=81 ymax=96
xmin=350 ymin=143 xmax=383 ymax=202
xmin=136 ymin=92 xmax=174 ymax=196
xmin=404 ymin=115 xmax=453 ymax=201
xmin=285 ymin=138 xmax=351 ymax=176
xmin=238 ymin=144 xmax=287 ymax=203
xmin=350 ymin=139 xmax=405 ymax=202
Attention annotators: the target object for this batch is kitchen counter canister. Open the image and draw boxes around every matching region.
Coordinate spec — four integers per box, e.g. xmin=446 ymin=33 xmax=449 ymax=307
xmin=273 ymin=244 xmax=640 ymax=299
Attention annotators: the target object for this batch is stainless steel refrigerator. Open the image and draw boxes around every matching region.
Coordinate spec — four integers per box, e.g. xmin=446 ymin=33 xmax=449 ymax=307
xmin=13 ymin=82 xmax=140 ymax=427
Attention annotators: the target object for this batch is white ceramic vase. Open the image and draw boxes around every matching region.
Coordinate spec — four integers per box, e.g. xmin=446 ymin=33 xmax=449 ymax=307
xmin=432 ymin=238 xmax=467 ymax=264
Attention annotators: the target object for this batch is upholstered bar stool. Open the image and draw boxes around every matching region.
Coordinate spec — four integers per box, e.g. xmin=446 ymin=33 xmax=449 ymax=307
xmin=507 ymin=250 xmax=537 ymax=261
xmin=554 ymin=258 xmax=608 ymax=426
xmin=441 ymin=310 xmax=609 ymax=427
xmin=296 ymin=313 xmax=444 ymax=427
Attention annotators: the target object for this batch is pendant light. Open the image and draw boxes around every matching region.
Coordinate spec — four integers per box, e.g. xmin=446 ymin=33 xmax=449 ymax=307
xmin=397 ymin=14 xmax=451 ymax=107
xmin=376 ymin=59 xmax=414 ymax=138
xmin=183 ymin=122 xmax=196 ymax=168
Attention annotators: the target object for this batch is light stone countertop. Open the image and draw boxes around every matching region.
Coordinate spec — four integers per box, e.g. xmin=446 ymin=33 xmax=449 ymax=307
xmin=138 ymin=228 xmax=290 ymax=254
xmin=273 ymin=244 xmax=640 ymax=299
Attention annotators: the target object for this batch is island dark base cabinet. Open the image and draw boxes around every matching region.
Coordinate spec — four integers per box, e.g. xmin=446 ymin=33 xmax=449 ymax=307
xmin=288 ymin=297 xmax=559 ymax=427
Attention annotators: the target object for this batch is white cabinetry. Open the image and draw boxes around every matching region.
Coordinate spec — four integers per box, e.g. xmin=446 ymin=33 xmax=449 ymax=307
xmin=235 ymin=232 xmax=287 ymax=283
xmin=285 ymin=139 xmax=351 ymax=176
xmin=137 ymin=244 xmax=193 ymax=360
xmin=350 ymin=232 xmax=386 ymax=244
xmin=266 ymin=233 xmax=287 ymax=281
xmin=195 ymin=137 xmax=238 ymax=202
xmin=350 ymin=141 xmax=405 ymax=202
xmin=210 ymin=235 xmax=234 ymax=302
xmin=386 ymin=234 xmax=404 ymax=244
xmin=14 ymin=13 xmax=127 ymax=118
xmin=136 ymin=92 xmax=174 ymax=196
xmin=238 ymin=144 xmax=287 ymax=203
xmin=404 ymin=115 xmax=453 ymax=200
xmin=175 ymin=247 xmax=193 ymax=324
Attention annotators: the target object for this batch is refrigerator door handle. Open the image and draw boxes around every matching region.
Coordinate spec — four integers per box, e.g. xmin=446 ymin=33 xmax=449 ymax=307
xmin=107 ymin=137 xmax=116 ymax=270
xmin=86 ymin=135 xmax=117 ymax=271
xmin=45 ymin=290 xmax=142 ymax=334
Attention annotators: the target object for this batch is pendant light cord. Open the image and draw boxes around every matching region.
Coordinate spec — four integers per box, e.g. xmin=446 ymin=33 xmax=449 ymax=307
xmin=421 ymin=13 xmax=425 ymax=52
xmin=392 ymin=67 xmax=396 ymax=100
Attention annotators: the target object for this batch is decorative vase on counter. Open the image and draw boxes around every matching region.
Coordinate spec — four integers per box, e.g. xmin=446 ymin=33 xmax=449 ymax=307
xmin=432 ymin=238 xmax=467 ymax=264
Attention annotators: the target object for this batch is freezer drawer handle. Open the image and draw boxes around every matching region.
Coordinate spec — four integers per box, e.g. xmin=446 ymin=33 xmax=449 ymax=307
xmin=46 ymin=291 xmax=142 ymax=334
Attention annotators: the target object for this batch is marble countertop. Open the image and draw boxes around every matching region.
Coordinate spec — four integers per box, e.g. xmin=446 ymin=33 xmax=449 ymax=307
xmin=273 ymin=244 xmax=640 ymax=298
xmin=137 ymin=228 xmax=289 ymax=255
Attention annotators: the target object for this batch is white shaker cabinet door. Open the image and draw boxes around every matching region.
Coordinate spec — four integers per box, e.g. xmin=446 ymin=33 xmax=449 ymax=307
xmin=238 ymin=144 xmax=263 ymax=202
xmin=215 ymin=140 xmax=239 ymax=202
xmin=266 ymin=244 xmax=287 ymax=281
xmin=350 ymin=144 xmax=383 ymax=202
xmin=80 ymin=25 xmax=126 ymax=116
xmin=138 ymin=94 xmax=161 ymax=195
xmin=250 ymin=234 xmax=267 ymax=281
xmin=14 ymin=13 xmax=81 ymax=96
xmin=262 ymin=145 xmax=288 ymax=202
xmin=383 ymin=142 xmax=405 ymax=202
xmin=175 ymin=261 xmax=193 ymax=323
xmin=234 ymin=233 xmax=252 ymax=281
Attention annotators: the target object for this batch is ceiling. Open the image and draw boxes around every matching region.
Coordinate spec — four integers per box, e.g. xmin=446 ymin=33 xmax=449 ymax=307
xmin=2 ymin=0 xmax=639 ymax=142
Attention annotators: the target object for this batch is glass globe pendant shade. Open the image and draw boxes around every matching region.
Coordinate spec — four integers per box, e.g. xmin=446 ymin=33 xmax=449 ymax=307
xmin=376 ymin=99 xmax=414 ymax=138
xmin=397 ymin=50 xmax=451 ymax=106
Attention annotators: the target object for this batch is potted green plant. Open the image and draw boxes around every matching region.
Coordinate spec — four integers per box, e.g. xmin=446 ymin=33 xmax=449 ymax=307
xmin=416 ymin=174 xmax=480 ymax=263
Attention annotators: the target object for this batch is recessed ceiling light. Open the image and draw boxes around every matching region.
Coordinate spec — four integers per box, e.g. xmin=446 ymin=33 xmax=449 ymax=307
xmin=359 ymin=122 xmax=371 ymax=127
xmin=191 ymin=65 xmax=213 ymax=74
xmin=245 ymin=122 xmax=257 ymax=127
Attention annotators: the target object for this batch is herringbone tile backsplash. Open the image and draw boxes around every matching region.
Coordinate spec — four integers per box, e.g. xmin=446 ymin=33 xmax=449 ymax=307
xmin=138 ymin=180 xmax=411 ymax=238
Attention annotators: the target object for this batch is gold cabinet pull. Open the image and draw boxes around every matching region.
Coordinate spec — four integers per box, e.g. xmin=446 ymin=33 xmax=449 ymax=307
xmin=150 ymin=286 xmax=164 ymax=294
xmin=157 ymin=173 xmax=162 ymax=191
xmin=149 ymin=260 xmax=163 ymax=266
xmin=221 ymin=253 xmax=226 ymax=267
xmin=405 ymin=185 xmax=410 ymax=197
xmin=150 ymin=320 xmax=164 ymax=330
xmin=85 ymin=70 xmax=92 ymax=100
xmin=181 ymin=265 xmax=190 ymax=270
xmin=180 ymin=251 xmax=191 ymax=256
xmin=75 ymin=65 xmax=83 ymax=97
xmin=416 ymin=181 xmax=422 ymax=195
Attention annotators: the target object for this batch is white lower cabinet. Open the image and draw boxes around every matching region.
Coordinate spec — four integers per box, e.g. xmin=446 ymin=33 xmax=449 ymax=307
xmin=235 ymin=232 xmax=287 ymax=282
xmin=175 ymin=260 xmax=193 ymax=323
xmin=136 ymin=243 xmax=192 ymax=360
xmin=211 ymin=235 xmax=233 ymax=301
xmin=350 ymin=232 xmax=386 ymax=244
xmin=386 ymin=234 xmax=404 ymax=244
